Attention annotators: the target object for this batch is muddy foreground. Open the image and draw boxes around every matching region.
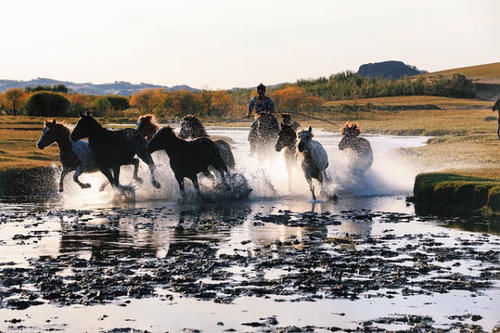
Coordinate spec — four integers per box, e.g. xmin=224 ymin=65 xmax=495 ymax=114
xmin=0 ymin=198 xmax=499 ymax=332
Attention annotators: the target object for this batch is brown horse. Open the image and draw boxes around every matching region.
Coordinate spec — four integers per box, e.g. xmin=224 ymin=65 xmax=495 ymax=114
xmin=178 ymin=114 xmax=235 ymax=169
xmin=338 ymin=122 xmax=373 ymax=174
xmin=37 ymin=119 xmax=100 ymax=192
xmin=275 ymin=121 xmax=297 ymax=191
xmin=136 ymin=114 xmax=160 ymax=142
xmin=493 ymin=99 xmax=500 ymax=140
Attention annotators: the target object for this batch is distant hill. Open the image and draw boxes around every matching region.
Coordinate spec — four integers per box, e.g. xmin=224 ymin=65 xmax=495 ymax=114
xmin=357 ymin=60 xmax=425 ymax=79
xmin=0 ymin=78 xmax=200 ymax=95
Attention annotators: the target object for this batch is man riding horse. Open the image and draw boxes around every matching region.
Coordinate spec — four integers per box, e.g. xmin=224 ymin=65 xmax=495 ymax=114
xmin=246 ymin=83 xmax=279 ymax=155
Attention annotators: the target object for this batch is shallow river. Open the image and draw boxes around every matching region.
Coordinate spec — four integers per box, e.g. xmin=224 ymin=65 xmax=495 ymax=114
xmin=0 ymin=128 xmax=498 ymax=332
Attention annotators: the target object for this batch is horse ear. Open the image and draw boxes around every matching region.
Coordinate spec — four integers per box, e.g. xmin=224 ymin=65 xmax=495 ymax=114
xmin=85 ymin=110 xmax=90 ymax=117
xmin=79 ymin=111 xmax=84 ymax=118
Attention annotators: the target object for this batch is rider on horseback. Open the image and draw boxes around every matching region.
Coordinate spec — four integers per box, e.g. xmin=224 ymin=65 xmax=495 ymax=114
xmin=246 ymin=83 xmax=279 ymax=155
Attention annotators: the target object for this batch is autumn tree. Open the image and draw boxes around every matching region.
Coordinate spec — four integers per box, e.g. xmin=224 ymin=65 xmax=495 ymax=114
xmin=208 ymin=90 xmax=233 ymax=117
xmin=3 ymin=88 xmax=27 ymax=115
xmin=273 ymin=86 xmax=307 ymax=114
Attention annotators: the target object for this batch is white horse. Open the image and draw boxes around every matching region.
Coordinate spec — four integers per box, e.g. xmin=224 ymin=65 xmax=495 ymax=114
xmin=296 ymin=126 xmax=330 ymax=201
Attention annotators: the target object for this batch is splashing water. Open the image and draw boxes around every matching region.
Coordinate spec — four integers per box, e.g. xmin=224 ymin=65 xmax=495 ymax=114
xmin=56 ymin=127 xmax=430 ymax=207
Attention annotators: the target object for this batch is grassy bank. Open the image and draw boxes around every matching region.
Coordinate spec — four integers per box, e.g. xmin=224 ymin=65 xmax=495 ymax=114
xmin=413 ymin=172 xmax=500 ymax=215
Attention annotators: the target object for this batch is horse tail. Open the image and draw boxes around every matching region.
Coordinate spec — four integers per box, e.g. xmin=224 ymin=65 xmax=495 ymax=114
xmin=215 ymin=139 xmax=235 ymax=169
xmin=211 ymin=141 xmax=228 ymax=175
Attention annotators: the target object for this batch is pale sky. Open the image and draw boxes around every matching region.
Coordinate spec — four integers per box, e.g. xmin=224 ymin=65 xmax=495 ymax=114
xmin=0 ymin=0 xmax=498 ymax=89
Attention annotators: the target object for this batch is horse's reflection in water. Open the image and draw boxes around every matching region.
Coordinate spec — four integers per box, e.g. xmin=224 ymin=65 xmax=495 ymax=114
xmin=58 ymin=202 xmax=252 ymax=260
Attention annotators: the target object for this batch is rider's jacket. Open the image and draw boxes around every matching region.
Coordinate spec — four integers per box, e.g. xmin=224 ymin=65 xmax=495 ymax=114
xmin=248 ymin=96 xmax=275 ymax=115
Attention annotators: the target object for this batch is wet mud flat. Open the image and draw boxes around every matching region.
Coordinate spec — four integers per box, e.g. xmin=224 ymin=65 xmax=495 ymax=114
xmin=0 ymin=200 xmax=499 ymax=332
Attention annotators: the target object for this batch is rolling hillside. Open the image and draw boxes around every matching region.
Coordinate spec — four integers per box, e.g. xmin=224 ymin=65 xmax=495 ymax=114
xmin=427 ymin=62 xmax=500 ymax=84
xmin=425 ymin=62 xmax=500 ymax=100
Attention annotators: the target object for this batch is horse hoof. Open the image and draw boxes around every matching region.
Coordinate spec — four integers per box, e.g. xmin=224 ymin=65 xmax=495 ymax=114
xmin=81 ymin=183 xmax=91 ymax=189
xmin=135 ymin=177 xmax=144 ymax=184
xmin=152 ymin=180 xmax=161 ymax=189
xmin=59 ymin=188 xmax=64 ymax=193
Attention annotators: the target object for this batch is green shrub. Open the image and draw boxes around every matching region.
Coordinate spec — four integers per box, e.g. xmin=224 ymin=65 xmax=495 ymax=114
xmin=25 ymin=92 xmax=71 ymax=117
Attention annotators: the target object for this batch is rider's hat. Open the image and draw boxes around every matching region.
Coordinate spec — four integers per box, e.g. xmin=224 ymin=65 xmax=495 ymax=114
xmin=257 ymin=83 xmax=266 ymax=91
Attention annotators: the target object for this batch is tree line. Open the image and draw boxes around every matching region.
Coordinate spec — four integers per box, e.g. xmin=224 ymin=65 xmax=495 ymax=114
xmin=296 ymin=72 xmax=475 ymax=100
xmin=0 ymin=72 xmax=476 ymax=118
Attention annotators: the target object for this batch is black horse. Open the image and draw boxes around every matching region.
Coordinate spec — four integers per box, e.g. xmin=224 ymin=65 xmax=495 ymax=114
xmin=248 ymin=112 xmax=279 ymax=158
xmin=71 ymin=112 xmax=161 ymax=194
xmin=147 ymin=126 xmax=228 ymax=198
xmin=178 ymin=114 xmax=236 ymax=169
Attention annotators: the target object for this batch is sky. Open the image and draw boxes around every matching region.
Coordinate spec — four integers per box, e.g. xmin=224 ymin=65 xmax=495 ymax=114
xmin=0 ymin=0 xmax=498 ymax=89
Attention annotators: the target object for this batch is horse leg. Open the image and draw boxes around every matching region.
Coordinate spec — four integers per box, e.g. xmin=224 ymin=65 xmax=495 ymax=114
xmin=99 ymin=180 xmax=109 ymax=192
xmin=113 ymin=166 xmax=134 ymax=195
xmin=73 ymin=165 xmax=91 ymax=189
xmin=131 ymin=158 xmax=143 ymax=184
xmin=100 ymin=168 xmax=116 ymax=188
xmin=191 ymin=175 xmax=202 ymax=198
xmin=59 ymin=167 xmax=69 ymax=192
xmin=306 ymin=176 xmax=317 ymax=201
xmin=176 ymin=175 xmax=186 ymax=198
xmin=137 ymin=150 xmax=161 ymax=189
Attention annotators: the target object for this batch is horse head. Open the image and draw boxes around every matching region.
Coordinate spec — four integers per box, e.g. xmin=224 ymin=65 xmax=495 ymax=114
xmin=297 ymin=126 xmax=313 ymax=153
xmin=179 ymin=114 xmax=207 ymax=139
xmin=338 ymin=122 xmax=361 ymax=151
xmin=493 ymin=98 xmax=500 ymax=112
xmin=275 ymin=124 xmax=297 ymax=152
xmin=37 ymin=119 xmax=69 ymax=149
xmin=137 ymin=114 xmax=159 ymax=141
xmin=147 ymin=126 xmax=176 ymax=153
xmin=71 ymin=111 xmax=99 ymax=142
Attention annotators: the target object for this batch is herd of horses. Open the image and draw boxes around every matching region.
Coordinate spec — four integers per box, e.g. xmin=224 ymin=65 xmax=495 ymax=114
xmin=37 ymin=111 xmax=374 ymax=201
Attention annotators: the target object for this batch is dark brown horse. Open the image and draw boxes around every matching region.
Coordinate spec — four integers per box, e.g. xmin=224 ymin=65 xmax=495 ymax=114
xmin=248 ymin=112 xmax=279 ymax=158
xmin=275 ymin=122 xmax=297 ymax=191
xmin=493 ymin=99 xmax=500 ymax=140
xmin=178 ymin=114 xmax=235 ymax=169
xmin=71 ymin=112 xmax=160 ymax=195
xmin=136 ymin=114 xmax=160 ymax=142
xmin=147 ymin=126 xmax=228 ymax=198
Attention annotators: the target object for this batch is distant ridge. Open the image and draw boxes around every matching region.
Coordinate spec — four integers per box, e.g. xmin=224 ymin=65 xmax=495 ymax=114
xmin=357 ymin=60 xmax=425 ymax=79
xmin=0 ymin=78 xmax=200 ymax=95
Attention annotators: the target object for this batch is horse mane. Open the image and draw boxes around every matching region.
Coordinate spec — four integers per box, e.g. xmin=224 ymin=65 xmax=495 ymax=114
xmin=341 ymin=122 xmax=361 ymax=137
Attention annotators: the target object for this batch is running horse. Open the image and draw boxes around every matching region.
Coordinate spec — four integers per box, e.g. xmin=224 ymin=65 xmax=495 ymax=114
xmin=493 ymin=99 xmax=500 ymax=140
xmin=178 ymin=114 xmax=236 ymax=169
xmin=147 ymin=126 xmax=229 ymax=198
xmin=36 ymin=119 xmax=100 ymax=192
xmin=338 ymin=122 xmax=373 ymax=174
xmin=275 ymin=118 xmax=298 ymax=191
xmin=248 ymin=112 xmax=280 ymax=158
xmin=296 ymin=127 xmax=330 ymax=201
xmin=71 ymin=112 xmax=160 ymax=195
